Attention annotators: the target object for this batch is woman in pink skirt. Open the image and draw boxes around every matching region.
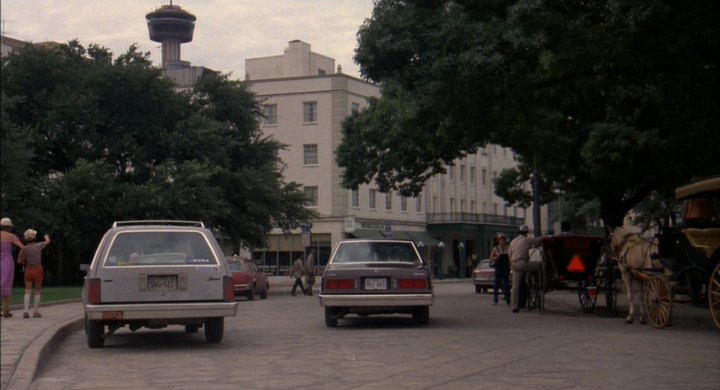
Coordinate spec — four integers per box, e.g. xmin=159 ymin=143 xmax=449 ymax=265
xmin=1 ymin=217 xmax=25 ymax=318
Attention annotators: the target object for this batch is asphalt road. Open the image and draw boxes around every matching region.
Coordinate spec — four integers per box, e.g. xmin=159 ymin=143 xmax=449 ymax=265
xmin=28 ymin=282 xmax=719 ymax=389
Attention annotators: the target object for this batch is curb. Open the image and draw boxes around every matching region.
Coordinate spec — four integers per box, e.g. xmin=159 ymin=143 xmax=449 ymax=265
xmin=6 ymin=315 xmax=84 ymax=390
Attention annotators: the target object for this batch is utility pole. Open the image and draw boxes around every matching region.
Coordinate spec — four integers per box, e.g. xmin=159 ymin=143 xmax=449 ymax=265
xmin=532 ymin=152 xmax=542 ymax=237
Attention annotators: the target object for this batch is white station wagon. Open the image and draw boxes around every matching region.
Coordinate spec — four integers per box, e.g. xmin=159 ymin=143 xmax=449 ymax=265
xmin=81 ymin=220 xmax=238 ymax=348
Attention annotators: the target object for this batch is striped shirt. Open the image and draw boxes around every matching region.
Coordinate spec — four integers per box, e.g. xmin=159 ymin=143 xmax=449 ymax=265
xmin=19 ymin=242 xmax=46 ymax=267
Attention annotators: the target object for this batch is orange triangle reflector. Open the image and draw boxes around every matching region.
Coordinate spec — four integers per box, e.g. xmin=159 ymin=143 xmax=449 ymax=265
xmin=567 ymin=255 xmax=586 ymax=273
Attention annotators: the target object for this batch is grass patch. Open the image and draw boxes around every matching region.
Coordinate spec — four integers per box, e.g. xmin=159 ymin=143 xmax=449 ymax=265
xmin=10 ymin=286 xmax=82 ymax=305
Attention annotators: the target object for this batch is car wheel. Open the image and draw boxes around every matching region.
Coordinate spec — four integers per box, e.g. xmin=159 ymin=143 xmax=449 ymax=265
xmin=185 ymin=325 xmax=199 ymax=334
xmin=86 ymin=318 xmax=105 ymax=348
xmin=475 ymin=285 xmax=482 ymax=293
xmin=204 ymin=318 xmax=224 ymax=343
xmin=413 ymin=306 xmax=430 ymax=325
xmin=324 ymin=307 xmax=338 ymax=327
xmin=247 ymin=284 xmax=256 ymax=301
xmin=260 ymin=284 xmax=268 ymax=299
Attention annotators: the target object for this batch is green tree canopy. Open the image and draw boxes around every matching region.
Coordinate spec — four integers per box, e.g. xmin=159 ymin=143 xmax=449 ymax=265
xmin=337 ymin=0 xmax=720 ymax=228
xmin=1 ymin=40 xmax=312 ymax=282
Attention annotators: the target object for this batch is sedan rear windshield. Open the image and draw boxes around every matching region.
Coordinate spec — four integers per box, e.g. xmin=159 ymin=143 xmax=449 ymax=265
xmin=104 ymin=231 xmax=217 ymax=266
xmin=333 ymin=242 xmax=420 ymax=264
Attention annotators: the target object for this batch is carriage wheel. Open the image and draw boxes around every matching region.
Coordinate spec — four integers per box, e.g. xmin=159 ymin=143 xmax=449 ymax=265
xmin=525 ymin=271 xmax=541 ymax=312
xmin=709 ymin=263 xmax=720 ymax=329
xmin=578 ymin=280 xmax=597 ymax=313
xmin=644 ymin=275 xmax=673 ymax=329
xmin=604 ymin=264 xmax=617 ymax=313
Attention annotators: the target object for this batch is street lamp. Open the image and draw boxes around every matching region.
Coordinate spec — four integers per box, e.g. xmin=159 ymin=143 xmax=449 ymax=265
xmin=437 ymin=241 xmax=445 ymax=279
xmin=458 ymin=241 xmax=465 ymax=278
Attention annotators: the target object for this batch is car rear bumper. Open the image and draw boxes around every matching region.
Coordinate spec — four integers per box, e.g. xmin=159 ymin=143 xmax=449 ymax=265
xmin=85 ymin=302 xmax=238 ymax=320
xmin=319 ymin=293 xmax=434 ymax=307
xmin=473 ymin=278 xmax=493 ymax=286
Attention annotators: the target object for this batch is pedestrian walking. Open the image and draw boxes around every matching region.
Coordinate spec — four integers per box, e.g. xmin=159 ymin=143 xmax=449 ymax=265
xmin=16 ymin=229 xmax=51 ymax=318
xmin=508 ymin=224 xmax=539 ymax=313
xmin=304 ymin=248 xmax=316 ymax=296
xmin=1 ymin=218 xmax=25 ymax=318
xmin=290 ymin=254 xmax=305 ymax=296
xmin=489 ymin=233 xmax=510 ymax=306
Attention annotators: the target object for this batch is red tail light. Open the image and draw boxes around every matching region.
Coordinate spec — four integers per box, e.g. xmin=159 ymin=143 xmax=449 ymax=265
xmin=325 ymin=278 xmax=354 ymax=290
xmin=223 ymin=276 xmax=234 ymax=302
xmin=87 ymin=278 xmax=101 ymax=304
xmin=398 ymin=278 xmax=428 ymax=289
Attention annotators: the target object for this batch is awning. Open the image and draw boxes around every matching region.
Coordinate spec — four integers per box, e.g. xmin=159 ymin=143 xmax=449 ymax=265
xmin=404 ymin=231 xmax=440 ymax=247
xmin=350 ymin=229 xmax=386 ymax=239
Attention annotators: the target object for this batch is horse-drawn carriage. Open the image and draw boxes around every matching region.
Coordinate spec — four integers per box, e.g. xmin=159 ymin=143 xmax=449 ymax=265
xmin=611 ymin=175 xmax=720 ymax=329
xmin=525 ymin=233 xmax=616 ymax=314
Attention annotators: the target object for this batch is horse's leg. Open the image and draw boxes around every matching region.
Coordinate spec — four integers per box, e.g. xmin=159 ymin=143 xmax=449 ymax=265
xmin=639 ymin=281 xmax=648 ymax=324
xmin=620 ymin=265 xmax=634 ymax=323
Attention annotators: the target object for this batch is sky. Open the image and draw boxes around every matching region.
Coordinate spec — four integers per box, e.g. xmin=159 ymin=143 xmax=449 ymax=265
xmin=1 ymin=0 xmax=376 ymax=79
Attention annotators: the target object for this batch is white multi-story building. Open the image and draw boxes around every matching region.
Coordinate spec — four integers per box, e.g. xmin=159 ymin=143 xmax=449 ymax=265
xmin=246 ymin=40 xmax=547 ymax=277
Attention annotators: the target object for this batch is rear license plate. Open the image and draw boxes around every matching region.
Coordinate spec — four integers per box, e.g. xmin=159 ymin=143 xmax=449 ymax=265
xmin=102 ymin=311 xmax=124 ymax=320
xmin=148 ymin=275 xmax=178 ymax=291
xmin=364 ymin=278 xmax=387 ymax=290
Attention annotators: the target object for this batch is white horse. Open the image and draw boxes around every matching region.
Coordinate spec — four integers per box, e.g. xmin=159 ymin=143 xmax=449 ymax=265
xmin=609 ymin=226 xmax=661 ymax=324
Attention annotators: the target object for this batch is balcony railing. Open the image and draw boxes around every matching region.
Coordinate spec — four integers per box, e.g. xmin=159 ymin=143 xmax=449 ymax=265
xmin=426 ymin=212 xmax=524 ymax=226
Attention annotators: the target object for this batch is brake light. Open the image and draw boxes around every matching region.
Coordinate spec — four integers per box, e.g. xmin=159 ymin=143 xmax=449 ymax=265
xmin=325 ymin=278 xmax=354 ymax=290
xmin=223 ymin=276 xmax=234 ymax=302
xmin=398 ymin=278 xmax=428 ymax=289
xmin=87 ymin=278 xmax=101 ymax=304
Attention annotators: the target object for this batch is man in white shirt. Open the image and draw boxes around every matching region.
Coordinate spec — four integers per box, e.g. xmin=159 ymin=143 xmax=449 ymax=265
xmin=508 ymin=224 xmax=540 ymax=312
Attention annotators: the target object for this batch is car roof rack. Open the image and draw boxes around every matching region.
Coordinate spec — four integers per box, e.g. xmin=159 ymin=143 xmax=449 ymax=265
xmin=113 ymin=220 xmax=205 ymax=228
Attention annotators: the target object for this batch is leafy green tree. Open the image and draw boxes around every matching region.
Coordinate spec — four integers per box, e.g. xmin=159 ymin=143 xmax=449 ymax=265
xmin=338 ymin=0 xmax=720 ymax=229
xmin=1 ymin=41 xmax=312 ymax=282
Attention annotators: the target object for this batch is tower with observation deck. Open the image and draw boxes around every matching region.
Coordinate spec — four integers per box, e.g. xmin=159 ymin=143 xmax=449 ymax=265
xmin=146 ymin=1 xmax=196 ymax=69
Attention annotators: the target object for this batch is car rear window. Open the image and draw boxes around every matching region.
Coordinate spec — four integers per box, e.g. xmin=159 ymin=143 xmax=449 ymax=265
xmin=333 ymin=242 xmax=420 ymax=264
xmin=104 ymin=231 xmax=217 ymax=266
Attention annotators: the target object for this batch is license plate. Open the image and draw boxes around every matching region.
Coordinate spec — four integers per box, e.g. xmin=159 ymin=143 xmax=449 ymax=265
xmin=102 ymin=311 xmax=124 ymax=320
xmin=148 ymin=275 xmax=178 ymax=291
xmin=364 ymin=278 xmax=387 ymax=290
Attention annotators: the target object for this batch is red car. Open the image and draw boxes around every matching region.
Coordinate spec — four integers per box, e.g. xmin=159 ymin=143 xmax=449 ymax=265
xmin=227 ymin=258 xmax=269 ymax=300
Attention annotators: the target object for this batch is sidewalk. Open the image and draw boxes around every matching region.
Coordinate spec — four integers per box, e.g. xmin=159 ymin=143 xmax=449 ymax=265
xmin=1 ymin=300 xmax=83 ymax=390
xmin=0 ymin=277 xmax=469 ymax=389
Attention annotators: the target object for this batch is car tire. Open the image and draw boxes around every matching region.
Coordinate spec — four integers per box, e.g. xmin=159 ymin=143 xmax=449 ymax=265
xmin=413 ymin=306 xmax=430 ymax=325
xmin=204 ymin=318 xmax=224 ymax=343
xmin=185 ymin=325 xmax=199 ymax=334
xmin=86 ymin=318 xmax=105 ymax=348
xmin=324 ymin=307 xmax=338 ymax=327
xmin=475 ymin=285 xmax=482 ymax=293
xmin=247 ymin=284 xmax=255 ymax=301
xmin=260 ymin=283 xmax=268 ymax=299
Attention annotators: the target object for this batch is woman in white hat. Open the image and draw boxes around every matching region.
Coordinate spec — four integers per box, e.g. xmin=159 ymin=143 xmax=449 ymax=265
xmin=1 ymin=218 xmax=25 ymax=317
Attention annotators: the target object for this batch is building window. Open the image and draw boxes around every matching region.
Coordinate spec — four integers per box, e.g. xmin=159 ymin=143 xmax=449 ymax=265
xmin=432 ymin=196 xmax=438 ymax=212
xmin=303 ymin=101 xmax=317 ymax=123
xmin=482 ymin=168 xmax=487 ymax=186
xmin=400 ymin=196 xmax=407 ymax=212
xmin=460 ymin=199 xmax=466 ymax=213
xmin=449 ymin=166 xmax=455 ymax=180
xmin=351 ymin=102 xmax=360 ymax=113
xmin=263 ymin=104 xmax=277 ymax=125
xmin=460 ymin=165 xmax=465 ymax=182
xmin=450 ymin=198 xmax=456 ymax=213
xmin=483 ymin=202 xmax=487 ymax=213
xmin=493 ymin=202 xmax=498 ymax=215
xmin=369 ymin=189 xmax=377 ymax=209
xmin=304 ymin=186 xmax=318 ymax=207
xmin=470 ymin=166 xmax=476 ymax=183
xmin=303 ymin=144 xmax=318 ymax=165
xmin=416 ymin=195 xmax=422 ymax=213
xmin=352 ymin=190 xmax=359 ymax=208
xmin=471 ymin=200 xmax=476 ymax=213
xmin=385 ymin=191 xmax=392 ymax=211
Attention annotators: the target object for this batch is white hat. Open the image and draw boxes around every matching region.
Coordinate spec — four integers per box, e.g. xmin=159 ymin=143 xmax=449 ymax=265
xmin=0 ymin=218 xmax=12 ymax=227
xmin=519 ymin=224 xmax=529 ymax=233
xmin=24 ymin=229 xmax=37 ymax=241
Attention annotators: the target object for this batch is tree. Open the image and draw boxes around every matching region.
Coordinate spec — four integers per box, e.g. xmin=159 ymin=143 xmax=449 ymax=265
xmin=337 ymin=0 xmax=720 ymax=229
xmin=1 ymin=41 xmax=312 ymax=282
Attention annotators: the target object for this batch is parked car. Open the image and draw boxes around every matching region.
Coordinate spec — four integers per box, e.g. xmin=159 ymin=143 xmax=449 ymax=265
xmin=472 ymin=259 xmax=495 ymax=293
xmin=227 ymin=257 xmax=269 ymax=300
xmin=319 ymin=239 xmax=434 ymax=327
xmin=81 ymin=220 xmax=238 ymax=348
xmin=472 ymin=259 xmax=512 ymax=293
